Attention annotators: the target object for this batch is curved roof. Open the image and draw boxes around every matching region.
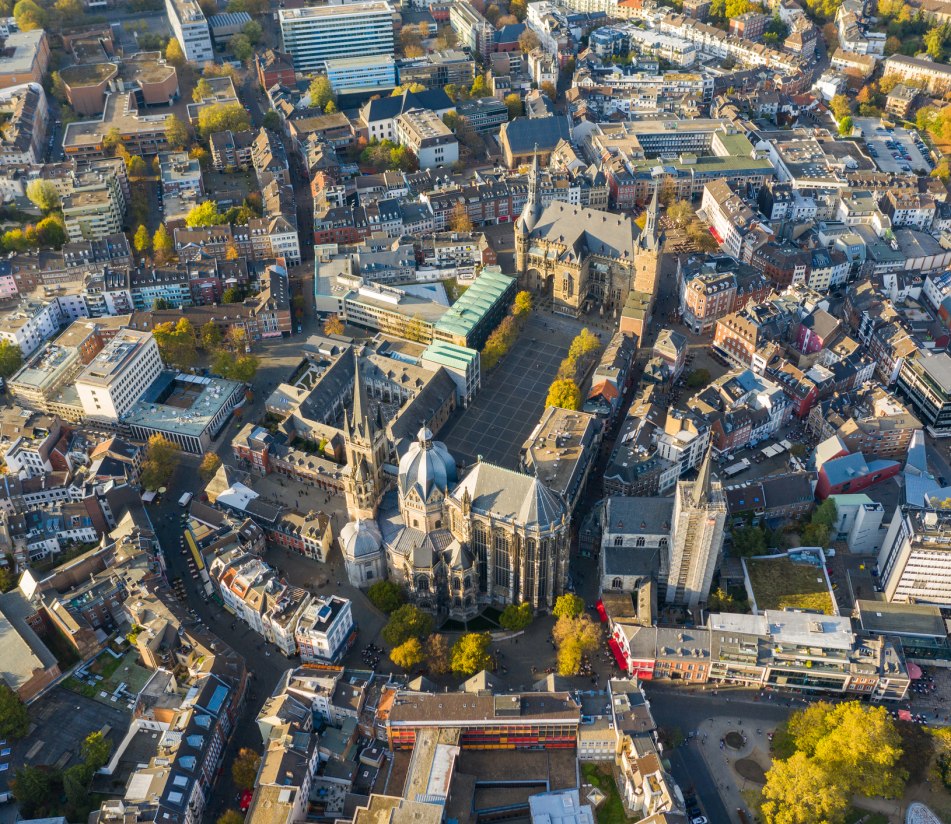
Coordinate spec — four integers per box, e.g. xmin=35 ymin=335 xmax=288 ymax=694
xmin=398 ymin=427 xmax=457 ymax=501
xmin=339 ymin=519 xmax=382 ymax=560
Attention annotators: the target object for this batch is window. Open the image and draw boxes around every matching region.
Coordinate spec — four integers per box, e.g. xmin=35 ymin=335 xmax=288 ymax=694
xmin=636 ymin=537 xmax=645 ymax=547
xmin=612 ymin=577 xmax=623 ymax=590
xmin=613 ymin=535 xmax=623 ymax=546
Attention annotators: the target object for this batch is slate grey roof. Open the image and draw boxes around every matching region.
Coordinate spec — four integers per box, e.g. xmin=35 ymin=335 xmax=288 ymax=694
xmin=604 ymin=497 xmax=674 ymax=535
xmin=602 ymin=545 xmax=662 ymax=578
xmin=501 ymin=115 xmax=572 ymax=155
xmin=363 ymin=89 xmax=453 ymax=124
xmin=451 ymin=461 xmax=566 ymax=530
xmin=527 ymin=201 xmax=636 ymax=262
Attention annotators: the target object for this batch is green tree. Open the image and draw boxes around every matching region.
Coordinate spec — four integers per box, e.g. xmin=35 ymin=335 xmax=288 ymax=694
xmin=0 ymin=339 xmax=22 ymax=379
xmin=12 ymin=765 xmax=51 ymax=816
xmin=197 ymin=102 xmax=251 ymax=138
xmin=545 ymin=378 xmax=581 ymax=410
xmin=13 ymin=0 xmax=46 ymax=30
xmin=49 ymin=71 xmax=67 ymax=103
xmin=242 ymin=19 xmax=263 ymax=43
xmin=761 ymin=751 xmax=849 ymax=824
xmin=367 ymin=580 xmax=404 ymax=613
xmin=81 ymin=731 xmax=112 ymax=771
xmin=231 ymin=747 xmax=260 ymax=790
xmin=230 ymin=34 xmax=253 ymax=62
xmin=425 ymin=633 xmax=451 ymax=674
xmin=36 ymin=216 xmax=66 ymax=248
xmin=707 ymin=587 xmax=736 ymax=611
xmin=153 ymin=224 xmax=174 ymax=262
xmin=222 ymin=286 xmax=242 ymax=303
xmin=62 ymin=762 xmax=92 ymax=812
xmin=140 ymin=434 xmax=181 ymax=491
xmin=552 ymin=593 xmax=585 ymax=619
xmin=308 ymin=75 xmax=335 ymax=109
xmin=26 ymin=179 xmax=60 ymax=212
xmin=450 ymin=632 xmax=493 ymax=676
xmin=127 ymin=155 xmax=147 ymax=178
xmin=199 ymin=452 xmax=222 ymax=480
xmin=390 ymin=637 xmax=425 ymax=670
xmin=568 ymin=327 xmax=600 ymax=362
xmin=382 ymin=604 xmax=434 ymax=646
xmin=262 ymin=110 xmax=282 ymax=131
xmin=925 ymin=24 xmax=948 ymax=59
xmin=813 ymin=499 xmax=838 ymax=529
xmin=499 ymin=602 xmax=533 ymax=631
xmin=134 ymin=224 xmax=151 ymax=255
xmin=732 ymin=525 xmax=768 ymax=556
xmin=667 ymin=199 xmax=694 ymax=229
xmin=838 ymin=115 xmax=853 ymax=136
xmin=165 ymin=37 xmax=186 ymax=67
xmin=0 ymin=682 xmax=29 ymax=738
xmin=164 ymin=115 xmax=189 ymax=150
xmin=186 ymin=200 xmax=224 ymax=228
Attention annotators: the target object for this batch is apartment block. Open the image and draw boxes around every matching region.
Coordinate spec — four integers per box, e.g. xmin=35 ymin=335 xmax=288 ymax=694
xmin=165 ymin=0 xmax=214 ymax=62
xmin=279 ymin=2 xmax=395 ymax=73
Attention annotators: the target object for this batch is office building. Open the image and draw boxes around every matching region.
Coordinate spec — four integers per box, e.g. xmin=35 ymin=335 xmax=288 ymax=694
xmin=325 ymin=55 xmax=397 ymax=92
xmin=294 ymin=596 xmax=355 ymax=663
xmin=394 ymin=108 xmax=458 ymax=169
xmin=165 ymin=0 xmax=214 ymax=62
xmin=665 ymin=448 xmax=726 ymax=607
xmin=896 ymin=352 xmax=951 ymax=435
xmin=879 ymin=507 xmax=951 ymax=607
xmin=74 ymin=330 xmax=163 ymax=420
xmin=279 ymin=2 xmax=395 ymax=73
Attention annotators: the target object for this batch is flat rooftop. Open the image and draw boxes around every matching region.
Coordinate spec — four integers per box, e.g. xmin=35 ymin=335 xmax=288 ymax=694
xmin=122 ymin=372 xmax=243 ymax=436
xmin=280 ymin=1 xmax=390 ymax=19
xmin=77 ymin=330 xmax=153 ymax=386
xmin=60 ymin=62 xmax=117 ymax=86
xmin=63 ymin=92 xmax=169 ymax=149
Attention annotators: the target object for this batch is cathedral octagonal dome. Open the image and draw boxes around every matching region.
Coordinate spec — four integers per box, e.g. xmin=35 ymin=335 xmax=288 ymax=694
xmin=398 ymin=427 xmax=457 ymax=501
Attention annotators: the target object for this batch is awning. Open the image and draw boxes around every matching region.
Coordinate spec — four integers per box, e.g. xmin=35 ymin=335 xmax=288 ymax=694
xmin=899 ymin=709 xmax=913 ymax=722
xmin=908 ymin=662 xmax=923 ymax=679
xmin=596 ymin=600 xmax=608 ymax=623
xmin=608 ymin=637 xmax=628 ymax=671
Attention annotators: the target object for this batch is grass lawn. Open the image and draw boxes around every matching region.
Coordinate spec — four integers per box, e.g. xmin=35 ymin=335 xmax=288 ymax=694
xmin=844 ymin=809 xmax=888 ymax=824
xmin=581 ymin=763 xmax=627 ymax=824
xmin=745 ymin=556 xmax=834 ymax=614
xmin=442 ymin=278 xmax=470 ymax=303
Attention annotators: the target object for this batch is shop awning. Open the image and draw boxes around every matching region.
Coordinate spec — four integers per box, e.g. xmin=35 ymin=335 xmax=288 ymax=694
xmin=908 ymin=662 xmax=923 ymax=680
xmin=899 ymin=709 xmax=913 ymax=721
xmin=608 ymin=637 xmax=628 ymax=671
xmin=596 ymin=600 xmax=608 ymax=623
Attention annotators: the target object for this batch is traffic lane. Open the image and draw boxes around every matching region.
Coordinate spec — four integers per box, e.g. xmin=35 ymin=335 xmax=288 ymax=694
xmin=646 ymin=685 xmax=797 ymax=732
xmin=669 ymin=740 xmax=733 ymax=824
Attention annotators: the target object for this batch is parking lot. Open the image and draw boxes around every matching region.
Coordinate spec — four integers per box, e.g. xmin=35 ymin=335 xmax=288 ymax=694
xmin=441 ymin=311 xmax=589 ymax=469
xmin=856 ymin=117 xmax=933 ymax=174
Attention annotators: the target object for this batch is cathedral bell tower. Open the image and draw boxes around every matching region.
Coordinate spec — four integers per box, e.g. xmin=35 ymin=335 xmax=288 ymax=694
xmin=515 ymin=145 xmax=543 ymax=278
xmin=344 ymin=358 xmax=388 ymax=521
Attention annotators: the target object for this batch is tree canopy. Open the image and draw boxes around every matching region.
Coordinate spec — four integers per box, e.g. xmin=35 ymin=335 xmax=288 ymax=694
xmin=450 ymin=632 xmax=493 ymax=676
xmin=553 ymin=593 xmax=585 ymax=619
xmin=309 ymin=75 xmax=334 ymax=109
xmin=140 ymin=434 xmax=181 ymax=491
xmin=0 ymin=339 xmax=23 ymax=379
xmin=367 ymin=580 xmax=404 ymax=613
xmin=26 ymin=179 xmax=60 ymax=212
xmin=0 ymin=683 xmax=29 ymax=739
xmin=197 ymin=102 xmax=251 ymax=139
xmin=499 ymin=602 xmax=533 ymax=631
xmin=390 ymin=637 xmax=425 ymax=670
xmin=164 ymin=115 xmax=189 ymax=150
xmin=231 ymin=747 xmax=260 ymax=790
xmin=185 ymin=201 xmax=224 ymax=228
xmin=545 ymin=378 xmax=581 ymax=411
xmin=382 ymin=604 xmax=434 ymax=646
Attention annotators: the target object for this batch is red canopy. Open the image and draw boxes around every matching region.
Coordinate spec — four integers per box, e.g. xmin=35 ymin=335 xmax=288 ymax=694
xmin=608 ymin=637 xmax=629 ymax=672
xmin=239 ymin=790 xmax=253 ymax=812
xmin=596 ymin=600 xmax=608 ymax=623
xmin=898 ymin=709 xmax=913 ymax=722
xmin=907 ymin=662 xmax=923 ymax=679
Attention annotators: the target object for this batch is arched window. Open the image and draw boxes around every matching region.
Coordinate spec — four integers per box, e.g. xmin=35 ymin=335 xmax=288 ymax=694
xmin=417 ymin=576 xmax=429 ymax=593
xmin=452 ymin=577 xmax=461 ymax=590
xmin=659 ymin=537 xmax=668 ymax=548
xmin=612 ymin=577 xmax=623 ymax=590
xmin=463 ymin=576 xmax=471 ymax=590
xmin=636 ymin=537 xmax=645 ymax=547
xmin=613 ymin=536 xmax=623 ymax=546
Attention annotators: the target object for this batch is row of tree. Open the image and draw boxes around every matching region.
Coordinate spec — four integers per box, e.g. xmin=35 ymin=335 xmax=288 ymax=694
xmin=481 ymin=290 xmax=533 ymax=370
xmin=152 ymin=317 xmax=260 ymax=381
xmin=545 ymin=328 xmax=602 ymax=412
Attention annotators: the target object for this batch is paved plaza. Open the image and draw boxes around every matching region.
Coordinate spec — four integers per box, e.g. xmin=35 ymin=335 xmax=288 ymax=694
xmin=442 ymin=312 xmax=597 ymax=469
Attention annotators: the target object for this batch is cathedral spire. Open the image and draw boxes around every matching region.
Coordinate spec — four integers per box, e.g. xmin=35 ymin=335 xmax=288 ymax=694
xmin=642 ymin=185 xmax=660 ymax=252
xmin=350 ymin=357 xmax=375 ymax=440
xmin=692 ymin=443 xmax=714 ymax=507
xmin=528 ymin=143 xmax=540 ymax=212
